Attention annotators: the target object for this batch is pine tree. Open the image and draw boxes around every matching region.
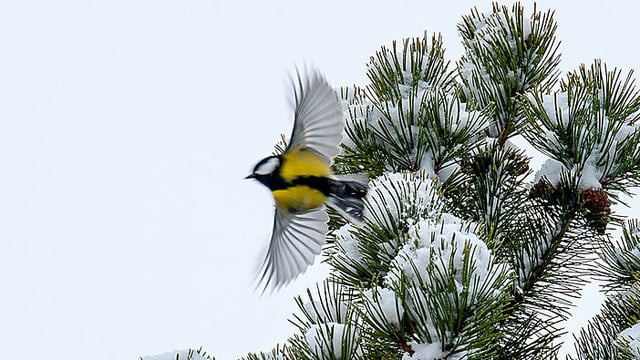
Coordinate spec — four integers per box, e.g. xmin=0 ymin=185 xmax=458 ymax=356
xmin=239 ymin=2 xmax=640 ymax=359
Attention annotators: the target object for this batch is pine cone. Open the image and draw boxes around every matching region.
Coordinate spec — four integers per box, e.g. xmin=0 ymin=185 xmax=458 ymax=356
xmin=505 ymin=150 xmax=530 ymax=177
xmin=581 ymin=188 xmax=611 ymax=234
xmin=529 ymin=179 xmax=553 ymax=200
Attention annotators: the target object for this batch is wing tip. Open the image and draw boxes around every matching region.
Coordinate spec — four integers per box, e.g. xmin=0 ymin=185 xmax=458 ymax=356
xmin=290 ymin=65 xmax=332 ymax=106
xmin=253 ymin=207 xmax=330 ymax=295
xmin=286 ymin=65 xmax=344 ymax=162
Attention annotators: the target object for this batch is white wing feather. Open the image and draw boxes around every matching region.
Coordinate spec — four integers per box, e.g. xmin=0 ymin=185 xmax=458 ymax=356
xmin=257 ymin=206 xmax=329 ymax=292
xmin=286 ymin=68 xmax=343 ymax=165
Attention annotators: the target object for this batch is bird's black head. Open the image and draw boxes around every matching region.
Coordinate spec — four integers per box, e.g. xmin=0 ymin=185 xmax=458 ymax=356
xmin=246 ymin=155 xmax=282 ymax=189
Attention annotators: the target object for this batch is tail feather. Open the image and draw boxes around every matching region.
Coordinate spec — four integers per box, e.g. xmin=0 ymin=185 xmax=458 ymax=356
xmin=327 ymin=179 xmax=368 ymax=222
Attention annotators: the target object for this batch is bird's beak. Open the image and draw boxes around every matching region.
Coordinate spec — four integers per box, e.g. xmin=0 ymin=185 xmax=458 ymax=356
xmin=245 ymin=174 xmax=255 ymax=179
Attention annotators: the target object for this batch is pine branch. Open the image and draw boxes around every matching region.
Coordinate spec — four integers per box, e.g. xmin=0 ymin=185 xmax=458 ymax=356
xmin=522 ymin=60 xmax=640 ymax=202
xmin=330 ymin=173 xmax=514 ymax=358
xmin=367 ymin=33 xmax=456 ymax=103
xmin=571 ymin=220 xmax=640 ymax=359
xmin=234 ymin=3 xmax=640 ymax=360
xmin=458 ymin=2 xmax=560 ymax=142
xmin=330 ymin=172 xmax=441 ymax=289
xmin=240 ymin=344 xmax=296 ymax=360
xmin=336 ymin=33 xmax=480 ymax=177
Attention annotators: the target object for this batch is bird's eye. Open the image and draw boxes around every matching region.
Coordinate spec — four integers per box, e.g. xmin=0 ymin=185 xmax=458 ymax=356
xmin=254 ymin=157 xmax=280 ymax=175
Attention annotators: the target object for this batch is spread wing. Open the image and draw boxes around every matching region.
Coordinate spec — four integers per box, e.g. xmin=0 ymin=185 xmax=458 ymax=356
xmin=257 ymin=205 xmax=329 ymax=293
xmin=286 ymin=68 xmax=344 ymax=165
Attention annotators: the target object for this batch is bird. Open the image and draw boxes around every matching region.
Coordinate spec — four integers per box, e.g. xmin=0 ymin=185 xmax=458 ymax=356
xmin=246 ymin=68 xmax=368 ymax=292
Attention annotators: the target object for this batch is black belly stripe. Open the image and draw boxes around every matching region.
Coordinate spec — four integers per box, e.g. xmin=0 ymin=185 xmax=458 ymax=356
xmin=292 ymin=176 xmax=331 ymax=196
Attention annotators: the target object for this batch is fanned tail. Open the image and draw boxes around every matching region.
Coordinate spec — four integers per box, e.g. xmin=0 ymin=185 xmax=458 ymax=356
xmin=327 ymin=179 xmax=368 ymax=222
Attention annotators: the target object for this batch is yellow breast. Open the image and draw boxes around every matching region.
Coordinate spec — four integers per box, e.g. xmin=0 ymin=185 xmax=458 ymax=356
xmin=279 ymin=148 xmax=331 ymax=182
xmin=273 ymin=149 xmax=331 ymax=213
xmin=272 ymin=185 xmax=327 ymax=213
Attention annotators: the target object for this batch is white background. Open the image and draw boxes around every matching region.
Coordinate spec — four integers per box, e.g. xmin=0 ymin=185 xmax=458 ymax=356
xmin=0 ymin=1 xmax=639 ymax=359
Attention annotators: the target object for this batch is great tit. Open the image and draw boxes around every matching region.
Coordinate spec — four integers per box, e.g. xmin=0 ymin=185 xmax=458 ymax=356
xmin=247 ymin=68 xmax=367 ymax=292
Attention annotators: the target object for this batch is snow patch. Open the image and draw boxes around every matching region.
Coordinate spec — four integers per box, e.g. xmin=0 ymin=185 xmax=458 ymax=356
xmin=533 ymin=157 xmax=604 ymax=191
xmin=362 ymin=287 xmax=404 ymax=327
xmin=540 ymin=91 xmax=570 ymax=127
xmin=577 ymin=161 xmax=603 ymax=190
xmin=305 ymin=322 xmax=358 ymax=359
xmin=301 ymin=294 xmax=348 ymax=324
xmin=461 ymin=6 xmax=536 ymax=97
xmin=387 ymin=216 xmax=497 ymax=294
xmin=335 ymin=223 xmax=362 ymax=263
xmin=401 ymin=341 xmax=457 ymax=360
xmin=618 ymin=321 xmax=640 ymax=358
xmin=365 ymin=172 xmax=438 ymax=225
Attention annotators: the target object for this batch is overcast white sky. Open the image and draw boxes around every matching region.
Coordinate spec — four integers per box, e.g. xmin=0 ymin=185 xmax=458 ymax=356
xmin=1 ymin=1 xmax=639 ymax=359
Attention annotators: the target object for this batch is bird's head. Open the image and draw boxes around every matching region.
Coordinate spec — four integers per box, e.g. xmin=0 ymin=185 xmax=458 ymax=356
xmin=246 ymin=155 xmax=282 ymax=188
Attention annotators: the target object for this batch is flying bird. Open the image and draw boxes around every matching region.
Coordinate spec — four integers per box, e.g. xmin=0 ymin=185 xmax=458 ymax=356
xmin=247 ymin=68 xmax=367 ymax=292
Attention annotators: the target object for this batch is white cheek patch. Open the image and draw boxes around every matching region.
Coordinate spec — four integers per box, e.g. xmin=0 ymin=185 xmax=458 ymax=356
xmin=255 ymin=157 xmax=280 ymax=175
